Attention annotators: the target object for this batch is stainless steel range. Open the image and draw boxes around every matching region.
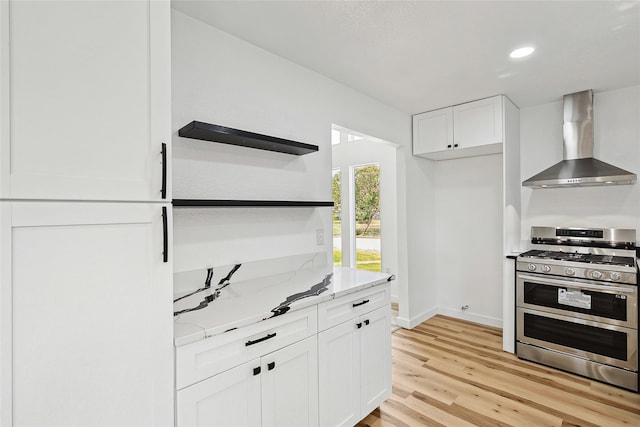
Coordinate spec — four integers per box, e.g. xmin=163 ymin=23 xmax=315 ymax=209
xmin=516 ymin=226 xmax=638 ymax=391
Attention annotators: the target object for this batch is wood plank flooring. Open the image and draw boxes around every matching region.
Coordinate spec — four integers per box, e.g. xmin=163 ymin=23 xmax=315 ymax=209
xmin=357 ymin=314 xmax=640 ymax=427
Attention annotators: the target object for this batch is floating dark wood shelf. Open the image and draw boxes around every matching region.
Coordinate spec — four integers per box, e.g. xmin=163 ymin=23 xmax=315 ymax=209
xmin=172 ymin=199 xmax=334 ymax=208
xmin=177 ymin=121 xmax=319 ymax=155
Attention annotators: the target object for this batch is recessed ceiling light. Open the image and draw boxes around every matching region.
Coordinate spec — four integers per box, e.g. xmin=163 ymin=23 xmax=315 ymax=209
xmin=510 ymin=46 xmax=535 ymax=59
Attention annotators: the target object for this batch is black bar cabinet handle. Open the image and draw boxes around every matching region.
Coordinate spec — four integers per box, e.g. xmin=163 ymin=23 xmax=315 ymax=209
xmin=356 ymin=322 xmax=363 ymax=329
xmin=253 ymin=367 xmax=261 ymax=376
xmin=267 ymin=362 xmax=276 ymax=371
xmin=364 ymin=319 xmax=370 ymax=326
xmin=246 ymin=332 xmax=276 ymax=347
xmin=161 ymin=143 xmax=167 ymax=199
xmin=353 ymin=299 xmax=369 ymax=308
xmin=162 ymin=206 xmax=168 ymax=263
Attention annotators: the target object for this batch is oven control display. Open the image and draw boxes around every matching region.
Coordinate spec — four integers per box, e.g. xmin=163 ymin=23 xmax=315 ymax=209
xmin=558 ymin=288 xmax=592 ymax=309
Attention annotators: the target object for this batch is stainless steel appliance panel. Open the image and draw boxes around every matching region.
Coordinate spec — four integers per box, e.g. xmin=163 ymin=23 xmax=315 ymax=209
xmin=517 ymin=308 xmax=638 ymax=372
xmin=516 ymin=342 xmax=638 ymax=391
xmin=517 ymin=273 xmax=638 ymax=328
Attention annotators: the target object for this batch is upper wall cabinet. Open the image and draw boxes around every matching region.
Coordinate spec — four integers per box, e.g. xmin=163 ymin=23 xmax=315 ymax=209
xmin=0 ymin=0 xmax=171 ymax=201
xmin=413 ymin=95 xmax=506 ymax=160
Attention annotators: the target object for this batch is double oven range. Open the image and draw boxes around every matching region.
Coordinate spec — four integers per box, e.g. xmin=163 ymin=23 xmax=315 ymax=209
xmin=516 ymin=227 xmax=638 ymax=391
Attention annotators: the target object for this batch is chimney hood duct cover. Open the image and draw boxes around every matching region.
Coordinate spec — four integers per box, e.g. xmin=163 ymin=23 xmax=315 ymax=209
xmin=522 ymin=89 xmax=637 ymax=188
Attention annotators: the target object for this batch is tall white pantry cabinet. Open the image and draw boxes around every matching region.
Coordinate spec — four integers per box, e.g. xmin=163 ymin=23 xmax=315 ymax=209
xmin=0 ymin=1 xmax=174 ymax=426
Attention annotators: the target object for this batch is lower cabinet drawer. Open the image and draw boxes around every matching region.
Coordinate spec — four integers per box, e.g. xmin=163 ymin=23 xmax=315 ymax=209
xmin=176 ymin=305 xmax=317 ymax=390
xmin=318 ymin=284 xmax=390 ymax=332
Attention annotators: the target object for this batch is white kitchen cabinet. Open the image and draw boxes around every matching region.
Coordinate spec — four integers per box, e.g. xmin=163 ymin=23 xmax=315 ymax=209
xmin=318 ymin=316 xmax=360 ymax=427
xmin=0 ymin=2 xmax=174 ymax=425
xmin=0 ymin=0 xmax=171 ymax=201
xmin=176 ymin=358 xmax=262 ymax=427
xmin=176 ymin=307 xmax=318 ymax=427
xmin=318 ymin=284 xmax=390 ymax=331
xmin=453 ymin=96 xmax=503 ymax=150
xmin=318 ymin=287 xmax=392 ymax=427
xmin=261 ymin=335 xmax=318 ymax=427
xmin=175 ymin=305 xmax=317 ymax=389
xmin=413 ymin=95 xmax=509 ymax=160
xmin=178 ymin=336 xmax=318 ymax=427
xmin=359 ymin=305 xmax=392 ymax=416
xmin=0 ymin=202 xmax=173 ymax=426
xmin=412 ymin=107 xmax=454 ymax=156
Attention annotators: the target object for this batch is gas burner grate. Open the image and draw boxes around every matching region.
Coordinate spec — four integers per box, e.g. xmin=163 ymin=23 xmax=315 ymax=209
xmin=519 ymin=250 xmax=635 ymax=267
xmin=588 ymin=255 xmax=635 ymax=267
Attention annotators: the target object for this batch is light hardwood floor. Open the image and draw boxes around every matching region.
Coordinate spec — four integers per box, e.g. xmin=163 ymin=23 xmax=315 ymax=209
xmin=357 ymin=314 xmax=640 ymax=427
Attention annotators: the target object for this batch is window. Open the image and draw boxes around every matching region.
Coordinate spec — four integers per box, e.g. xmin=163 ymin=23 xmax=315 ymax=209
xmin=332 ymin=168 xmax=342 ymax=266
xmin=353 ymin=164 xmax=381 ymax=272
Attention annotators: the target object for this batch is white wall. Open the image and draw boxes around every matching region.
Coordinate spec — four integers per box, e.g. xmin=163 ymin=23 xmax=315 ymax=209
xmin=434 ymin=154 xmax=504 ymax=327
xmin=520 ymin=86 xmax=640 ymax=241
xmin=401 ymin=157 xmax=438 ymax=327
xmin=171 ymin=9 xmax=437 ymax=325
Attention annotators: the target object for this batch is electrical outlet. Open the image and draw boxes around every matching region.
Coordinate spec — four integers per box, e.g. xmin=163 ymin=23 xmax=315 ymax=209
xmin=316 ymin=229 xmax=324 ymax=245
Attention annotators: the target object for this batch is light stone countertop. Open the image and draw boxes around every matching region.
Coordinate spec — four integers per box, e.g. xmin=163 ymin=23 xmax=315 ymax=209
xmin=173 ymin=255 xmax=393 ymax=347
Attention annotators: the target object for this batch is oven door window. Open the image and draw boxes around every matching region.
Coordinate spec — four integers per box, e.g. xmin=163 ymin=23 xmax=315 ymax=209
xmin=523 ymin=282 xmax=627 ymax=321
xmin=523 ymin=312 xmax=628 ymax=361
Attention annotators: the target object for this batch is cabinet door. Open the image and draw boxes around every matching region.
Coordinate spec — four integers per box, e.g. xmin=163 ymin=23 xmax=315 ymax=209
xmin=412 ymin=107 xmax=454 ymax=156
xmin=2 ymin=202 xmax=173 ymax=426
xmin=318 ymin=319 xmax=360 ymax=427
xmin=453 ymin=96 xmax=503 ymax=149
xmin=262 ymin=336 xmax=319 ymax=427
xmin=177 ymin=359 xmax=261 ymax=427
xmin=0 ymin=0 xmax=170 ymax=201
xmin=359 ymin=305 xmax=392 ymax=416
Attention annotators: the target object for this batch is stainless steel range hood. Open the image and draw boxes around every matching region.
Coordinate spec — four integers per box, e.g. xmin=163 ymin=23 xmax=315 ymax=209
xmin=522 ymin=90 xmax=637 ymax=188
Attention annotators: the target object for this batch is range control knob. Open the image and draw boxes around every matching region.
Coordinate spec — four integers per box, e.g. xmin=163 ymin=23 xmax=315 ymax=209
xmin=610 ymin=272 xmax=621 ymax=282
xmin=542 ymin=265 xmax=551 ymax=273
xmin=590 ymin=270 xmax=603 ymax=280
xmin=566 ymin=268 xmax=576 ymax=276
xmin=527 ymin=263 xmax=537 ymax=271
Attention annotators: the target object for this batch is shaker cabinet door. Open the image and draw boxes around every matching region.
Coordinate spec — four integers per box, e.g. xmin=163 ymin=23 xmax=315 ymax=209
xmin=359 ymin=305 xmax=392 ymax=416
xmin=3 ymin=202 xmax=173 ymax=426
xmin=453 ymin=96 xmax=503 ymax=149
xmin=318 ymin=319 xmax=360 ymax=427
xmin=0 ymin=0 xmax=170 ymax=201
xmin=262 ymin=335 xmax=319 ymax=427
xmin=412 ymin=107 xmax=454 ymax=156
xmin=177 ymin=359 xmax=262 ymax=427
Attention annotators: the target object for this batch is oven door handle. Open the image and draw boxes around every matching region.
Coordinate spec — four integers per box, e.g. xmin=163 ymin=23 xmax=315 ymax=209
xmin=518 ymin=274 xmax=635 ymax=293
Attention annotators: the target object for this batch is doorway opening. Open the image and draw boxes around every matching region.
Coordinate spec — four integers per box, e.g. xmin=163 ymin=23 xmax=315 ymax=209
xmin=331 ymin=125 xmax=399 ymax=322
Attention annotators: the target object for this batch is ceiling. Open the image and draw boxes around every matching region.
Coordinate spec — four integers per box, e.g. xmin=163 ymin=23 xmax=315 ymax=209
xmin=171 ymin=1 xmax=640 ymax=114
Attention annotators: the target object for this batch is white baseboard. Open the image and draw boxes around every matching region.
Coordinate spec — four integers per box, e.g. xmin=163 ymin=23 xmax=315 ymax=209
xmin=394 ymin=305 xmax=502 ymax=330
xmin=437 ymin=307 xmax=502 ymax=328
xmin=395 ymin=306 xmax=438 ymax=329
